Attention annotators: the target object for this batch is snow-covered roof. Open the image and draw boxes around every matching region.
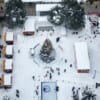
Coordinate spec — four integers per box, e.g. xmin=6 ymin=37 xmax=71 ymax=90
xmin=24 ymin=16 xmax=35 ymax=32
xmin=22 ymin=0 xmax=41 ymax=2
xmin=74 ymin=42 xmax=90 ymax=70
xmin=3 ymin=74 xmax=12 ymax=86
xmin=44 ymin=0 xmax=61 ymax=2
xmin=42 ymin=82 xmax=57 ymax=100
xmin=6 ymin=45 xmax=13 ymax=55
xmin=77 ymin=0 xmax=86 ymax=3
xmin=5 ymin=59 xmax=13 ymax=70
xmin=4 ymin=0 xmax=41 ymax=3
xmin=36 ymin=4 xmax=58 ymax=12
xmin=5 ymin=0 xmax=61 ymax=3
xmin=37 ymin=16 xmax=48 ymax=22
xmin=36 ymin=16 xmax=53 ymax=28
xmin=6 ymin=32 xmax=13 ymax=41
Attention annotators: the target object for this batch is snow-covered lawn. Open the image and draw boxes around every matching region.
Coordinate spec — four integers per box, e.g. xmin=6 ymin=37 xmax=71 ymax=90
xmin=0 ymin=15 xmax=100 ymax=100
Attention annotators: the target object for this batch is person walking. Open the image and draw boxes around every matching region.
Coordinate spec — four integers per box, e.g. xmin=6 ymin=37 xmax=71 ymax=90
xmin=56 ymin=37 xmax=60 ymax=42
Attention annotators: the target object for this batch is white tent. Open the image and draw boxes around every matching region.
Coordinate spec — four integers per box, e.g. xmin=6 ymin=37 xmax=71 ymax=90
xmin=4 ymin=59 xmax=13 ymax=72
xmin=4 ymin=45 xmax=13 ymax=58
xmin=6 ymin=45 xmax=13 ymax=55
xmin=74 ymin=42 xmax=90 ymax=73
xmin=2 ymin=74 xmax=12 ymax=88
xmin=23 ymin=16 xmax=35 ymax=35
xmin=36 ymin=16 xmax=54 ymax=32
xmin=4 ymin=32 xmax=14 ymax=44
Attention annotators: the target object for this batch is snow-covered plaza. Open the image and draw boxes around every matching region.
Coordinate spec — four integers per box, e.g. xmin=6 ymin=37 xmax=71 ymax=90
xmin=0 ymin=15 xmax=100 ymax=100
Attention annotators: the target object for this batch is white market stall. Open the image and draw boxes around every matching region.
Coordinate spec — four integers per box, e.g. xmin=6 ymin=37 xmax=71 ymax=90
xmin=23 ymin=17 xmax=35 ymax=35
xmin=2 ymin=59 xmax=13 ymax=73
xmin=74 ymin=42 xmax=90 ymax=73
xmin=36 ymin=16 xmax=54 ymax=32
xmin=1 ymin=74 xmax=12 ymax=88
xmin=4 ymin=32 xmax=14 ymax=44
xmin=4 ymin=45 xmax=13 ymax=58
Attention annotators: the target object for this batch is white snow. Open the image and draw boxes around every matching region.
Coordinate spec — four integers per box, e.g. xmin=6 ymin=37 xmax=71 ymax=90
xmin=0 ymin=15 xmax=100 ymax=100
xmin=74 ymin=42 xmax=90 ymax=70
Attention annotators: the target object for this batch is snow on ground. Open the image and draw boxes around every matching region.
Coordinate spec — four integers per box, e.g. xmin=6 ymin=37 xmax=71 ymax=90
xmin=0 ymin=15 xmax=100 ymax=100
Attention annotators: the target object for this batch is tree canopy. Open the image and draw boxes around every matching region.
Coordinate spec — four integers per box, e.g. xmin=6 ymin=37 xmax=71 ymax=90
xmin=48 ymin=0 xmax=85 ymax=30
xmin=5 ymin=0 xmax=26 ymax=28
xmin=48 ymin=6 xmax=64 ymax=25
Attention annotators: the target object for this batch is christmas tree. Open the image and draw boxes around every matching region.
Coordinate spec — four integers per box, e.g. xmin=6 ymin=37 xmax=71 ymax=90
xmin=39 ymin=39 xmax=56 ymax=63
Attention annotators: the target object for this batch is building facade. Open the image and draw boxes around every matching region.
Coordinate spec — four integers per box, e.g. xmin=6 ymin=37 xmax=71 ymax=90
xmin=0 ymin=0 xmax=5 ymax=17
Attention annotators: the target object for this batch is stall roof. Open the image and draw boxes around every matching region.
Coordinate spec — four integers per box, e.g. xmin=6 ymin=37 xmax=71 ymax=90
xmin=24 ymin=16 xmax=35 ymax=32
xmin=77 ymin=0 xmax=86 ymax=3
xmin=6 ymin=45 xmax=13 ymax=55
xmin=74 ymin=42 xmax=90 ymax=70
xmin=37 ymin=16 xmax=48 ymax=22
xmin=5 ymin=0 xmax=61 ymax=3
xmin=36 ymin=4 xmax=58 ymax=12
xmin=4 ymin=0 xmax=41 ymax=3
xmin=6 ymin=32 xmax=13 ymax=41
xmin=36 ymin=16 xmax=53 ymax=28
xmin=4 ymin=74 xmax=12 ymax=86
xmin=5 ymin=59 xmax=13 ymax=70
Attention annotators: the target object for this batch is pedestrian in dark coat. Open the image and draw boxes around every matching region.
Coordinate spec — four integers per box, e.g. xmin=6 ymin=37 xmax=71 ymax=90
xmin=56 ymin=37 xmax=60 ymax=42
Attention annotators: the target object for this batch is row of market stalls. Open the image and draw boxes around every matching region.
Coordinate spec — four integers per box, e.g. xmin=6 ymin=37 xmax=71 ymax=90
xmin=0 ymin=32 xmax=14 ymax=89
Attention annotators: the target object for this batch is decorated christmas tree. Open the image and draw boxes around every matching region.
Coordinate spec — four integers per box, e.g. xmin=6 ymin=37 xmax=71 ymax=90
xmin=39 ymin=39 xmax=56 ymax=63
